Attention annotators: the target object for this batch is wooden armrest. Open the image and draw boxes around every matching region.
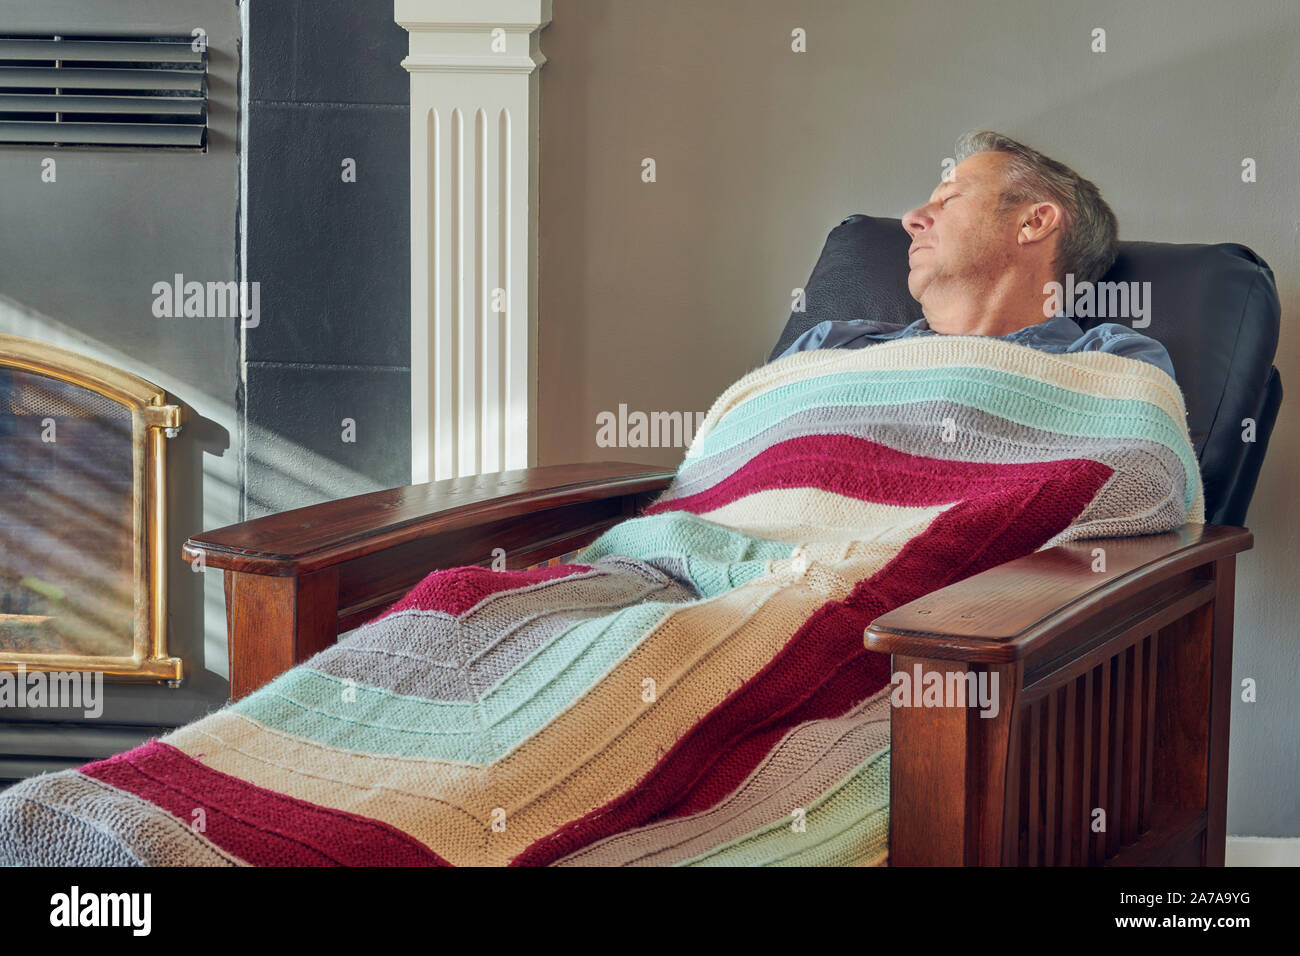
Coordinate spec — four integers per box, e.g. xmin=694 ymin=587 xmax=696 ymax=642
xmin=184 ymin=461 xmax=674 ymax=700
xmin=865 ymin=523 xmax=1252 ymax=666
xmin=873 ymin=522 xmax=1252 ymax=867
xmin=183 ymin=460 xmax=675 ymax=576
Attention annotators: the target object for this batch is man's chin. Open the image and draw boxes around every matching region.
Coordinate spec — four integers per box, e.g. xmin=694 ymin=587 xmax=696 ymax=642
xmin=906 ymin=272 xmax=928 ymax=304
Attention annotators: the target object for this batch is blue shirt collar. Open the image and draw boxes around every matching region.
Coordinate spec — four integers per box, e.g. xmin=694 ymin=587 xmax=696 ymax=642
xmin=915 ymin=312 xmax=1085 ymax=346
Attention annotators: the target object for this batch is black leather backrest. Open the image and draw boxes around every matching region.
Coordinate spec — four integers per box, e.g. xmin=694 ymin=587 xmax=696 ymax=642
xmin=770 ymin=214 xmax=1283 ymax=525
xmin=769 ymin=215 xmax=922 ymax=360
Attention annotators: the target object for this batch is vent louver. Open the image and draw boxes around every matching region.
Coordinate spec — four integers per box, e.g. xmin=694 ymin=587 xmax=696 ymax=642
xmin=0 ymin=35 xmax=207 ymax=149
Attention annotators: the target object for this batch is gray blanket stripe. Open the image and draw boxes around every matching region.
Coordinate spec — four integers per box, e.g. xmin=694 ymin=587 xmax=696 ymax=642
xmin=0 ymin=770 xmax=244 ymax=867
xmin=307 ymin=556 xmax=697 ymax=702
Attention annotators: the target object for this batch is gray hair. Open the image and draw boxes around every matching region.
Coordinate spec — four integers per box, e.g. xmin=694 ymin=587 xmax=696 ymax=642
xmin=954 ymin=131 xmax=1118 ymax=286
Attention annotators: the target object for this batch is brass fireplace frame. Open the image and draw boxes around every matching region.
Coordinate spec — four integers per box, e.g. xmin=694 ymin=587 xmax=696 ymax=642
xmin=0 ymin=334 xmax=182 ymax=683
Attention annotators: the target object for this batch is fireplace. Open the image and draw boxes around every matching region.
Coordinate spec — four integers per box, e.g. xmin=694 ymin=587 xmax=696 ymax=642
xmin=0 ymin=334 xmax=182 ymax=683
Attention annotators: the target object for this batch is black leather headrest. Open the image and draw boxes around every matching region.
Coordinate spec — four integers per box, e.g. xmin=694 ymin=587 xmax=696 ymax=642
xmin=770 ymin=214 xmax=1282 ymax=525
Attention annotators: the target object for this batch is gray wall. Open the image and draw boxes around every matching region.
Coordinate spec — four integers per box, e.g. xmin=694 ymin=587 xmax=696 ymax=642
xmin=536 ymin=0 xmax=1300 ymax=836
xmin=0 ymin=0 xmax=411 ymax=780
xmin=0 ymin=0 xmax=241 ymax=777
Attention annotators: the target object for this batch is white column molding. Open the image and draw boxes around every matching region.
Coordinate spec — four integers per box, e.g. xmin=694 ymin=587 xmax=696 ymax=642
xmin=395 ymin=0 xmax=552 ymax=482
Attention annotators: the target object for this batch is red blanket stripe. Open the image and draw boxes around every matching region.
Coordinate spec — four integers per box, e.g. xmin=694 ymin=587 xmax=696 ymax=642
xmin=80 ymin=741 xmax=450 ymax=867
xmin=512 ymin=457 xmax=1111 ymax=865
xmin=378 ymin=563 xmax=593 ymax=619
xmin=646 ymin=433 xmax=1095 ymax=515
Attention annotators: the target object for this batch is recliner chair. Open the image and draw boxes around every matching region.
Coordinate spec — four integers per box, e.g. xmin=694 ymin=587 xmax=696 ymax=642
xmin=187 ymin=217 xmax=1282 ymax=866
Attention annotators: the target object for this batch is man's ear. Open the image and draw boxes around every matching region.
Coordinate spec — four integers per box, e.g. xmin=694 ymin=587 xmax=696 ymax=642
xmin=1017 ymin=201 xmax=1063 ymax=246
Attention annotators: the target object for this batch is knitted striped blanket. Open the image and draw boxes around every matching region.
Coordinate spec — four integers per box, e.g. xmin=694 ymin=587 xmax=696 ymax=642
xmin=0 ymin=336 xmax=1201 ymax=866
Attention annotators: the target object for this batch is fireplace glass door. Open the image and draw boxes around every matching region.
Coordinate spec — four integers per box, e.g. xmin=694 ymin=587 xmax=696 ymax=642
xmin=1 ymin=368 xmax=135 ymax=657
xmin=0 ymin=335 xmax=182 ymax=683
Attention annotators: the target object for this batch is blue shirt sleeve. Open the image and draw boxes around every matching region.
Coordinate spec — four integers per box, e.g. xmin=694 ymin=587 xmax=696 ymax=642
xmin=1066 ymin=323 xmax=1177 ymax=382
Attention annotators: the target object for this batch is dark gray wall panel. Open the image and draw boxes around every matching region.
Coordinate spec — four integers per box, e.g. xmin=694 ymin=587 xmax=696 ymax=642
xmin=246 ymin=103 xmax=410 ymax=367
xmin=243 ymin=0 xmax=411 ymax=513
xmin=244 ymin=362 xmax=411 ymax=517
xmin=251 ymin=0 xmax=410 ymax=106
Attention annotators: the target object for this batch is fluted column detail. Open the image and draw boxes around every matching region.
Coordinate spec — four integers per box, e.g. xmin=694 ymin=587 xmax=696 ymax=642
xmin=396 ymin=0 xmax=551 ymax=481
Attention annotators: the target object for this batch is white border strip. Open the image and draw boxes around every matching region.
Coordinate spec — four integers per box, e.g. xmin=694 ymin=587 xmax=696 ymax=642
xmin=1226 ymin=836 xmax=1300 ymax=866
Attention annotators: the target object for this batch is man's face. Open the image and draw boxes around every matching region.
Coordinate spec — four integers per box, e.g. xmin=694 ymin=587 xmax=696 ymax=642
xmin=901 ymin=152 xmax=1020 ymax=318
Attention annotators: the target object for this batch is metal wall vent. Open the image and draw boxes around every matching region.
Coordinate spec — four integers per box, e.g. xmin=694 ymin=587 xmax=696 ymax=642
xmin=0 ymin=35 xmax=207 ymax=149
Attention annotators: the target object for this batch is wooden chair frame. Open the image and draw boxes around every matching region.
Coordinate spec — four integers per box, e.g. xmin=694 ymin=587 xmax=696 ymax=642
xmin=184 ymin=460 xmax=1249 ymax=867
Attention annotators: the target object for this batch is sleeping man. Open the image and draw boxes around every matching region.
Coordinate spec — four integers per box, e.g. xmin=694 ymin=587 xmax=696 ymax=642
xmin=775 ymin=131 xmax=1175 ymax=381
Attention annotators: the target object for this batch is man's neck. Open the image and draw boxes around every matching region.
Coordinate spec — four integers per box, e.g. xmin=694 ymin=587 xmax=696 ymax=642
xmin=922 ymin=271 xmax=1055 ymax=337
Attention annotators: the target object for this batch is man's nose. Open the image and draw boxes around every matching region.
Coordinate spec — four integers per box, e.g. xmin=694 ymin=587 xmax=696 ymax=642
xmin=902 ymin=205 xmax=932 ymax=238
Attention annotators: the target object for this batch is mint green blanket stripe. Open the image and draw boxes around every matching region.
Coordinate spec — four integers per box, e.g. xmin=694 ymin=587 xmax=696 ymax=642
xmin=687 ymin=368 xmax=1198 ymax=510
xmin=681 ymin=749 xmax=890 ymax=867
xmin=577 ymin=510 xmax=792 ymax=597
xmin=232 ymin=602 xmax=679 ymax=763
